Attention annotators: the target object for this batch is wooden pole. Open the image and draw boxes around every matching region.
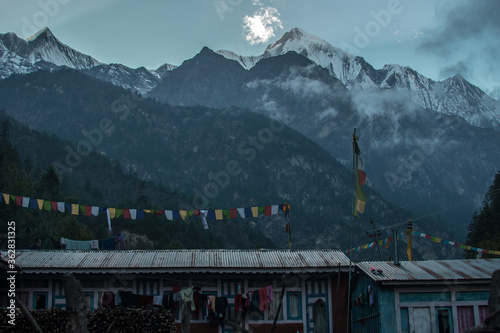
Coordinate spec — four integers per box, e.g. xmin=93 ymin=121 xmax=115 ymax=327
xmin=270 ymin=275 xmax=287 ymax=333
xmin=464 ymin=269 xmax=500 ymax=332
xmin=333 ymin=264 xmax=341 ymax=331
xmin=181 ymin=302 xmax=192 ymax=333
xmin=487 ymin=269 xmax=500 ymax=327
xmin=62 ymin=273 xmax=88 ymax=333
xmin=15 ymin=296 xmax=43 ymax=333
xmin=347 ymin=128 xmax=357 ymax=333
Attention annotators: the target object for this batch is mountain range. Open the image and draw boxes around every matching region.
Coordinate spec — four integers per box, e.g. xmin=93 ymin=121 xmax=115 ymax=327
xmin=1 ymin=27 xmax=499 ymax=258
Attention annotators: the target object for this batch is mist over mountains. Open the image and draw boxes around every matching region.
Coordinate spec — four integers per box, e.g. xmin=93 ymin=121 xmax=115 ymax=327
xmin=0 ymin=27 xmax=499 ymax=259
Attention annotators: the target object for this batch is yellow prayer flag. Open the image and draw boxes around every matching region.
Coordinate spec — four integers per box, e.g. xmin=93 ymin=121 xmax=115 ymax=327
xmin=251 ymin=206 xmax=258 ymax=217
xmin=71 ymin=204 xmax=79 ymax=215
xmin=37 ymin=199 xmax=44 ymax=210
xmin=179 ymin=210 xmax=187 ymax=220
xmin=108 ymin=208 xmax=116 ymax=218
xmin=2 ymin=193 xmax=10 ymax=204
xmin=215 ymin=209 xmax=223 ymax=220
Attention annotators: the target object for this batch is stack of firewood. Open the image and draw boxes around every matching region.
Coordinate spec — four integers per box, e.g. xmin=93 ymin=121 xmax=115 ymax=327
xmin=0 ymin=308 xmax=67 ymax=332
xmin=0 ymin=307 xmax=177 ymax=333
xmin=88 ymin=307 xmax=178 ymax=332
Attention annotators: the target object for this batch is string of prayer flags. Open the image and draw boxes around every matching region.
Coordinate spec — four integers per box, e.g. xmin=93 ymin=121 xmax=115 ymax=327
xmin=0 ymin=191 xmax=286 ymax=225
xmin=343 ymin=229 xmax=500 ymax=256
xmin=412 ymin=230 xmax=500 ymax=256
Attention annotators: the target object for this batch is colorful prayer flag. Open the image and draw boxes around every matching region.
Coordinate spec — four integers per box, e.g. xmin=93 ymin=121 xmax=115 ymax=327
xmin=354 ymin=142 xmax=367 ymax=217
xmin=251 ymin=207 xmax=258 ymax=218
xmin=71 ymin=204 xmax=79 ymax=215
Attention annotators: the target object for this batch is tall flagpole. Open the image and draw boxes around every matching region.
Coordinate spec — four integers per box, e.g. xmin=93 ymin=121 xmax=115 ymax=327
xmin=346 ymin=128 xmax=357 ymax=333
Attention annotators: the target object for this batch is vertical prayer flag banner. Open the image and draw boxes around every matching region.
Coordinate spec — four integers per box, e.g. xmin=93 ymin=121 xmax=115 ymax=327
xmin=354 ymin=140 xmax=366 ymax=218
xmin=407 ymin=220 xmax=413 ymax=261
xmin=407 ymin=232 xmax=412 ymax=261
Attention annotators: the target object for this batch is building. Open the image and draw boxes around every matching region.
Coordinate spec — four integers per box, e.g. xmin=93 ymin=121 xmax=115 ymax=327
xmin=350 ymin=259 xmax=500 ymax=333
xmin=0 ymin=249 xmax=352 ymax=333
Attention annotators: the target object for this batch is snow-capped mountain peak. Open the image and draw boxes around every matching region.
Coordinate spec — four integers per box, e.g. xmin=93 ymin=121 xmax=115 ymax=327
xmin=216 ymin=27 xmax=499 ymax=129
xmin=0 ymin=27 xmax=100 ymax=79
xmin=26 ymin=27 xmax=101 ymax=69
xmin=264 ymin=27 xmax=346 ymax=59
xmin=26 ymin=26 xmax=53 ymax=42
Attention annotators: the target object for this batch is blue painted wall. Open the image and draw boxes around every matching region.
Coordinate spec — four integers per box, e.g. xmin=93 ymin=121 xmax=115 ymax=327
xmin=378 ymin=285 xmax=396 ymax=333
xmin=350 ymin=273 xmax=381 ymax=333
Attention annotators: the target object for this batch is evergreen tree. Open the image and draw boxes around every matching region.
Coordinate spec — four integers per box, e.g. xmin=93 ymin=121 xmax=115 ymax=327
xmin=34 ymin=165 xmax=62 ymax=200
xmin=464 ymin=171 xmax=500 ymax=258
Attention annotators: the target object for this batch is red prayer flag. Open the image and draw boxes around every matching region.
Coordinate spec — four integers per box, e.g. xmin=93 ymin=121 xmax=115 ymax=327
xmin=193 ymin=209 xmax=200 ymax=216
xmin=264 ymin=206 xmax=272 ymax=216
xmin=230 ymin=208 xmax=238 ymax=219
xmin=50 ymin=201 xmax=58 ymax=211
xmin=358 ymin=169 xmax=367 ymax=186
xmin=15 ymin=196 xmax=22 ymax=206
xmin=123 ymin=209 xmax=131 ymax=219
xmin=85 ymin=206 xmax=92 ymax=216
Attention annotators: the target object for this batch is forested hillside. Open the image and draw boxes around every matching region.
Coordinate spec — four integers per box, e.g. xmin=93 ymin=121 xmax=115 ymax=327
xmin=0 ymin=113 xmax=276 ymax=250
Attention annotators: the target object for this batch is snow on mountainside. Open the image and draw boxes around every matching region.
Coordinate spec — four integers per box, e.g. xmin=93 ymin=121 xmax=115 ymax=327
xmin=216 ymin=28 xmax=500 ymax=129
xmin=0 ymin=28 xmax=176 ymax=94
xmin=1 ymin=27 xmax=498 ymax=127
xmin=0 ymin=28 xmax=100 ymax=77
xmin=82 ymin=64 xmax=162 ymax=95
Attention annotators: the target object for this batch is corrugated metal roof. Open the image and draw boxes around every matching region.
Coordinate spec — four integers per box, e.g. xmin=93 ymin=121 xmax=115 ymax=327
xmin=1 ymin=249 xmax=351 ymax=274
xmin=356 ymin=259 xmax=500 ymax=283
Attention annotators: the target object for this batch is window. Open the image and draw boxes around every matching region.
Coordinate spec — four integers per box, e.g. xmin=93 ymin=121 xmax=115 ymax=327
xmin=33 ymin=292 xmax=47 ymax=309
xmin=457 ymin=306 xmax=475 ymax=332
xmin=287 ymin=292 xmax=301 ymax=320
xmin=268 ymin=292 xmax=283 ymax=321
xmin=478 ymin=306 xmax=489 ymax=323
xmin=436 ymin=307 xmax=453 ymax=333
xmin=400 ymin=307 xmax=409 ymax=333
xmin=83 ymin=293 xmax=93 ymax=311
xmin=413 ymin=307 xmax=431 ymax=333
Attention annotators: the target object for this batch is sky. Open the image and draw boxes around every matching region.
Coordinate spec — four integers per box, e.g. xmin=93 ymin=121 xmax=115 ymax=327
xmin=0 ymin=0 xmax=499 ymax=98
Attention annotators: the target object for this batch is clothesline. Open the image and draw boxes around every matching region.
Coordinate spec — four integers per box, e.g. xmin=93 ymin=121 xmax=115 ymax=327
xmin=343 ymin=230 xmax=500 ymax=256
xmin=109 ymin=284 xmax=275 ymax=326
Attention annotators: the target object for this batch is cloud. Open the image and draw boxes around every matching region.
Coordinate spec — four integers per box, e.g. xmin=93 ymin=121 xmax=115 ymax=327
xmin=418 ymin=1 xmax=500 ymax=94
xmin=439 ymin=59 xmax=473 ymax=80
xmin=420 ymin=1 xmax=500 ymax=54
xmin=243 ymin=6 xmax=283 ymax=45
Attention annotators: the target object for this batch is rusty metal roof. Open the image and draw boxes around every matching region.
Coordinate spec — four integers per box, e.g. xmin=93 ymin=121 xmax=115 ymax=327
xmin=1 ymin=249 xmax=351 ymax=274
xmin=356 ymin=259 xmax=500 ymax=283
